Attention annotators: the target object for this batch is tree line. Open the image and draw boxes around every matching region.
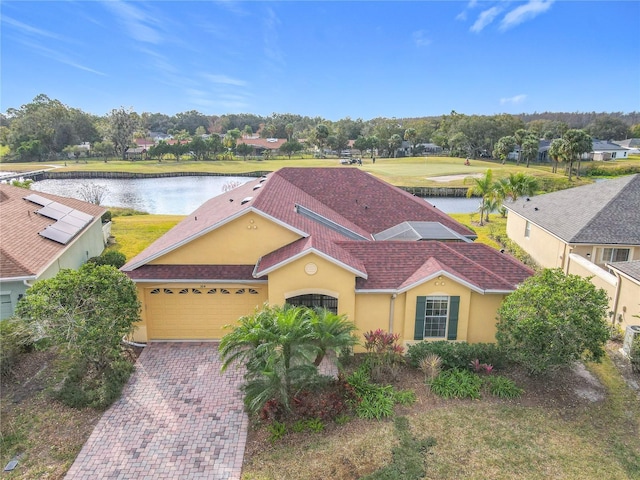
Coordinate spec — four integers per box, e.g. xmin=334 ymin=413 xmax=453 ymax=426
xmin=1 ymin=94 xmax=639 ymax=163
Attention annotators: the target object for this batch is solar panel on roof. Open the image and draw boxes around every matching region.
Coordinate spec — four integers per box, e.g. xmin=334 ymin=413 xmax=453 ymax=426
xmin=24 ymin=193 xmax=54 ymax=207
xmin=37 ymin=205 xmax=66 ymax=220
xmin=67 ymin=209 xmax=93 ymax=223
xmin=51 ymin=220 xmax=82 ymax=235
xmin=39 ymin=226 xmax=75 ymax=244
xmin=61 ymin=214 xmax=88 ymax=228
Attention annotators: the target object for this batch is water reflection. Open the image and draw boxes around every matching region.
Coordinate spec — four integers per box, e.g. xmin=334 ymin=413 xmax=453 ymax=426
xmin=31 ymin=176 xmax=482 ymax=214
xmin=32 ymin=176 xmax=254 ymax=215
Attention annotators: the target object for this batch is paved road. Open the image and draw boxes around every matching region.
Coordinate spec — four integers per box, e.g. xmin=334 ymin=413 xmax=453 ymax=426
xmin=65 ymin=343 xmax=248 ymax=480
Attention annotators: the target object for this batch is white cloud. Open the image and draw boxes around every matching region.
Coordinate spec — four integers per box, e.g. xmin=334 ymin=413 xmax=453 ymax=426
xmin=202 ymin=74 xmax=248 ymax=87
xmin=101 ymin=0 xmax=163 ymax=44
xmin=470 ymin=6 xmax=502 ymax=33
xmin=500 ymin=94 xmax=527 ymax=105
xmin=20 ymin=39 xmax=106 ymax=76
xmin=263 ymin=7 xmax=285 ymax=68
xmin=412 ymin=30 xmax=431 ymax=47
xmin=500 ymin=0 xmax=555 ymax=31
xmin=2 ymin=15 xmax=64 ymax=40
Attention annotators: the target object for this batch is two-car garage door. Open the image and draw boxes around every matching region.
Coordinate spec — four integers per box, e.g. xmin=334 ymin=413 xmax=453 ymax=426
xmin=145 ymin=285 xmax=267 ymax=340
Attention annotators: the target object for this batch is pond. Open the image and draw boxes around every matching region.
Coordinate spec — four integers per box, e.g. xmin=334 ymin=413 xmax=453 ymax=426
xmin=30 ymin=176 xmax=482 ymax=215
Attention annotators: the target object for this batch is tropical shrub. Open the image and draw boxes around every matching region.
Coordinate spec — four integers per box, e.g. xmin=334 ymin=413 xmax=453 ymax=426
xmin=406 ymin=341 xmax=506 ymax=370
xmin=429 ymin=369 xmax=482 ymax=399
xmin=484 ymin=375 xmax=524 ymax=399
xmin=15 ymin=264 xmax=140 ymax=408
xmin=0 ymin=317 xmax=34 ymax=378
xmin=219 ymin=304 xmax=357 ymax=417
xmin=418 ymin=353 xmax=442 ymax=383
xmin=630 ymin=335 xmax=640 ymax=374
xmin=88 ymin=250 xmax=127 ymax=269
xmin=363 ymin=329 xmax=405 ymax=382
xmin=496 ymin=269 xmax=609 ymax=375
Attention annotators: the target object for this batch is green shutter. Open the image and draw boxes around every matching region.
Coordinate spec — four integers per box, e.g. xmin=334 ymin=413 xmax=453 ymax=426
xmin=447 ymin=296 xmax=460 ymax=340
xmin=414 ymin=296 xmax=426 ymax=340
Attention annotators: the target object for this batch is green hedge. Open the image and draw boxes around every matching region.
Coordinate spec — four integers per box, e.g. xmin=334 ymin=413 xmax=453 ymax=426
xmin=406 ymin=341 xmax=507 ymax=370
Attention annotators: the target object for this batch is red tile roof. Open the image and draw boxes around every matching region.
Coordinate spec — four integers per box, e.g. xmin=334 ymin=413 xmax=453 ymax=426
xmin=123 ymin=168 xmax=532 ymax=293
xmin=125 ymin=264 xmax=259 ymax=281
xmin=237 ymin=137 xmax=287 ymax=150
xmin=0 ymin=184 xmax=105 ymax=279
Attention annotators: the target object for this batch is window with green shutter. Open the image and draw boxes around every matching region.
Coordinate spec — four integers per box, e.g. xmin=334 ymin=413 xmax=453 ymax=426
xmin=414 ymin=295 xmax=460 ymax=341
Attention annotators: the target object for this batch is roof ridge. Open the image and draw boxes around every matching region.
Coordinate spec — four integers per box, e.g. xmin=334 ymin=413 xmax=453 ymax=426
xmin=571 ymin=174 xmax=638 ymax=242
xmin=0 ymin=248 xmax=34 ymax=276
xmin=437 ymin=241 xmax=517 ymax=288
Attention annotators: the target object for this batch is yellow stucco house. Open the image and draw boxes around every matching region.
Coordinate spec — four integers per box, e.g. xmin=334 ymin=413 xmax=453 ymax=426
xmin=505 ymin=174 xmax=640 ymax=331
xmin=123 ymin=168 xmax=533 ymax=346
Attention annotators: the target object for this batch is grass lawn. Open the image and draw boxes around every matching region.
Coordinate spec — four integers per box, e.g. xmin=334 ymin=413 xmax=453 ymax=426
xmin=108 ymin=212 xmax=185 ymax=260
xmin=6 ymin=154 xmax=635 ymax=188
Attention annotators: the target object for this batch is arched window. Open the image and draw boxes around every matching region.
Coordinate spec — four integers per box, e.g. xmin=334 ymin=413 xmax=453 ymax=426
xmin=286 ymin=294 xmax=338 ymax=314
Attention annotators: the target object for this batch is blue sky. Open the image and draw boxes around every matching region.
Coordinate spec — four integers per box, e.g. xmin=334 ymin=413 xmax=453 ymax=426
xmin=2 ymin=1 xmax=638 ymax=120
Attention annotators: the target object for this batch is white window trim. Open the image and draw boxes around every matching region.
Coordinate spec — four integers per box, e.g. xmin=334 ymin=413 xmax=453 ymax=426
xmin=423 ymin=295 xmax=449 ymax=339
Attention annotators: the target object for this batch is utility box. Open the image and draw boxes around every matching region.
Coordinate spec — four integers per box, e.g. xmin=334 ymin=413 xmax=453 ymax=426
xmin=622 ymin=325 xmax=640 ymax=357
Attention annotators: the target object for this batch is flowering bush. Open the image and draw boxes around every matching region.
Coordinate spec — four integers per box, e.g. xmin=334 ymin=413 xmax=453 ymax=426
xmin=363 ymin=329 xmax=405 ymax=382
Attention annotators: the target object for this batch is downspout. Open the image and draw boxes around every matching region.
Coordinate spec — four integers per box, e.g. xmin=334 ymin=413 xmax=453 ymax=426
xmin=611 ymin=271 xmax=622 ymax=327
xmin=388 ymin=293 xmax=397 ymax=333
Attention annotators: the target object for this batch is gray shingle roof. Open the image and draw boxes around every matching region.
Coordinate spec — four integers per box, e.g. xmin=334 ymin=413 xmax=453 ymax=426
xmin=608 ymin=260 xmax=640 ymax=282
xmin=506 ymin=174 xmax=640 ymax=245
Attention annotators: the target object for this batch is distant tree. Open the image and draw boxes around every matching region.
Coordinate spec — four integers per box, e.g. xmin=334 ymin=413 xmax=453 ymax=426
xmin=585 ymin=115 xmax=630 ymax=141
xmin=496 ymin=269 xmax=609 ymax=375
xmin=280 ymin=139 xmax=304 ymax=159
xmin=223 ymin=128 xmax=242 ymax=151
xmin=561 ymin=129 xmax=592 ymax=180
xmin=236 ymin=142 xmax=253 ymax=160
xmin=630 ymin=124 xmax=640 ymax=138
xmin=173 ymin=110 xmax=210 ymax=135
xmin=188 ymin=136 xmax=208 ymax=161
xmin=285 ymin=123 xmax=294 ymax=141
xmin=521 ymin=135 xmax=539 ymax=168
xmin=327 ymin=131 xmax=349 ymax=156
xmin=243 ymin=124 xmax=253 ymax=137
xmin=466 ymin=169 xmax=496 ymax=226
xmin=148 ymin=140 xmax=170 ymax=162
xmin=263 ymin=123 xmax=277 ymax=138
xmin=78 ymin=183 xmax=108 ymax=205
xmin=388 ymin=133 xmax=403 ymax=158
xmin=170 ymin=141 xmax=188 ymax=162
xmin=353 ymin=136 xmax=370 ymax=156
xmin=513 ymin=129 xmax=528 ymax=165
xmin=495 ymin=172 xmax=538 ymax=202
xmin=493 ymin=136 xmax=516 ymax=165
xmin=195 ymin=126 xmax=207 ymax=136
xmin=367 ymin=135 xmax=380 ymax=158
xmin=314 ymin=124 xmax=330 ymax=152
xmin=106 ymin=107 xmax=138 ymax=160
xmin=92 ymin=141 xmax=115 ymax=162
xmin=548 ymin=137 xmax=566 ymax=174
xmin=404 ymin=128 xmax=418 ymax=154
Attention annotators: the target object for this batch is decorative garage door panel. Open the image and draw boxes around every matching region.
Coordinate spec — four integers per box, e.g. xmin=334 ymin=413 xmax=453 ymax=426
xmin=146 ymin=286 xmax=266 ymax=340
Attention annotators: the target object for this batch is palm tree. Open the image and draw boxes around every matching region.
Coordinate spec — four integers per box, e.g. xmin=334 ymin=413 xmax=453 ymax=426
xmin=496 ymin=173 xmax=539 ymax=202
xmin=466 ymin=169 xmax=496 ymax=226
xmin=309 ymin=307 xmax=357 ymax=367
xmin=561 ymin=129 xmax=592 ymax=180
xmin=548 ymin=138 xmax=566 ymax=174
xmin=219 ymin=304 xmax=356 ymax=415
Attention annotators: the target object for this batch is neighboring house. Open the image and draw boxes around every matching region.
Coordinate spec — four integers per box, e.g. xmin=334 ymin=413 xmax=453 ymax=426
xmin=589 ymin=140 xmax=630 ymax=161
xmin=505 ymin=175 xmax=640 ymax=325
xmin=122 ymin=168 xmax=533 ymax=346
xmin=505 ymin=174 xmax=640 ymax=271
xmin=0 ymin=185 xmax=107 ymax=319
xmin=614 ymin=138 xmax=640 ymax=155
xmin=606 ymin=260 xmax=640 ymax=331
xmin=236 ymin=137 xmax=287 ymax=155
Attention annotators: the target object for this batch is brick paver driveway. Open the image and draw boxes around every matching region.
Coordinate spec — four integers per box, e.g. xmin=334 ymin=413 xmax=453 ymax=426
xmin=65 ymin=343 xmax=248 ymax=480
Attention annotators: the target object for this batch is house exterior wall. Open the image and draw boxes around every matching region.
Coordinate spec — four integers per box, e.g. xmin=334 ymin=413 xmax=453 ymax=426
xmin=0 ymin=219 xmax=105 ymax=320
xmin=266 ymin=253 xmax=357 ymax=319
xmin=0 ymin=280 xmax=29 ymax=320
xmin=612 ymin=275 xmax=640 ymax=331
xmin=150 ymin=212 xmax=301 ymax=265
xmin=506 ymin=211 xmax=566 ymax=268
xmin=467 ymin=293 xmax=506 ymax=343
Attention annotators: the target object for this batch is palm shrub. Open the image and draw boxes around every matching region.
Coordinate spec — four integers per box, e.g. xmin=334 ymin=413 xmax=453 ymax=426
xmin=219 ymin=304 xmax=357 ymax=417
